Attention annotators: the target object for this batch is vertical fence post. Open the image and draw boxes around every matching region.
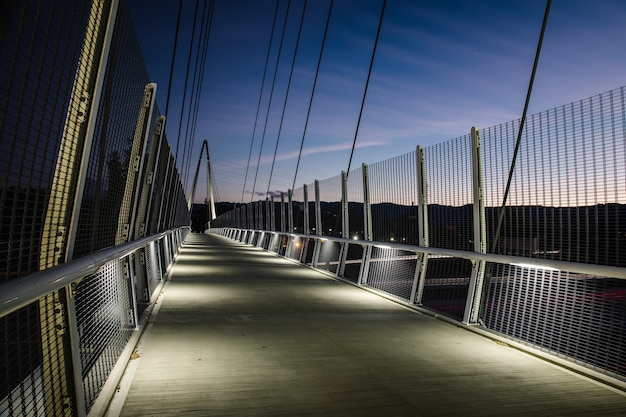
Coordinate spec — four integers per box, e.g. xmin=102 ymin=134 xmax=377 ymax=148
xmin=463 ymin=127 xmax=487 ymax=324
xmin=359 ymin=163 xmax=373 ymax=284
xmin=301 ymin=184 xmax=310 ymax=263
xmin=139 ymin=116 xmax=166 ymax=237
xmin=36 ymin=0 xmax=120 ymax=414
xmin=411 ymin=146 xmax=429 ymax=305
xmin=280 ymin=192 xmax=286 ymax=233
xmin=270 ymin=196 xmax=276 ymax=231
xmin=286 ymin=190 xmax=294 ymax=257
xmin=338 ymin=171 xmax=349 ymax=277
xmin=312 ymin=180 xmax=322 ymax=266
xmin=288 ymin=189 xmax=294 ymax=234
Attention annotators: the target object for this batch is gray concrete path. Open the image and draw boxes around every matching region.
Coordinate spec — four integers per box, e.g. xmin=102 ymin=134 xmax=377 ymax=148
xmin=115 ymin=233 xmax=626 ymax=416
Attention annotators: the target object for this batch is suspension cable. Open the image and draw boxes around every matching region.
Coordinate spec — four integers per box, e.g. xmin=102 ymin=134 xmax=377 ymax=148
xmin=164 ymin=0 xmax=183 ymax=121
xmin=266 ymin=0 xmax=308 ymax=198
xmin=491 ymin=0 xmax=551 ymax=253
xmin=346 ymin=0 xmax=387 ymax=177
xmin=250 ymin=0 xmax=292 ymax=201
xmin=292 ymin=0 xmax=334 ymax=192
xmin=183 ymin=0 xmax=214 ymax=189
xmin=182 ymin=0 xmax=213 ymax=189
xmin=241 ymin=0 xmax=280 ymax=203
xmin=174 ymin=0 xmax=201 ymax=165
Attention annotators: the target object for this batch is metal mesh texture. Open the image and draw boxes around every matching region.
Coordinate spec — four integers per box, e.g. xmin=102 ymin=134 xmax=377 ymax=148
xmin=346 ymin=167 xmax=364 ymax=238
xmin=483 ymin=263 xmax=626 ymax=378
xmin=317 ymin=174 xmax=342 ymax=237
xmin=421 ymin=256 xmax=472 ymax=320
xmin=291 ymin=188 xmax=305 ymax=234
xmin=482 ymin=87 xmax=626 ymax=266
xmin=365 ymin=247 xmax=416 ymax=301
xmin=341 ymin=244 xmax=363 ymax=283
xmin=0 ymin=0 xmax=93 ymax=282
xmin=1 ymin=1 xmax=190 ymax=415
xmin=368 ymin=152 xmax=419 ymax=244
xmin=425 ymin=134 xmax=474 ymax=252
xmin=75 ymin=260 xmax=133 ymax=412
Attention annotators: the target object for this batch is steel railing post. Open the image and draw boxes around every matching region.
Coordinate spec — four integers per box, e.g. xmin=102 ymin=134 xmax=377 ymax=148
xmin=411 ymin=146 xmax=430 ymax=305
xmin=359 ymin=163 xmax=373 ymax=285
xmin=312 ymin=180 xmax=322 ymax=266
xmin=463 ymin=127 xmax=487 ymax=324
xmin=338 ymin=171 xmax=349 ymax=277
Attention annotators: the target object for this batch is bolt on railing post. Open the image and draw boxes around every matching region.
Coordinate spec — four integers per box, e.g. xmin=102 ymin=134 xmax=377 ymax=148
xmin=463 ymin=127 xmax=487 ymax=324
xmin=411 ymin=145 xmax=430 ymax=305
xmin=359 ymin=163 xmax=373 ymax=285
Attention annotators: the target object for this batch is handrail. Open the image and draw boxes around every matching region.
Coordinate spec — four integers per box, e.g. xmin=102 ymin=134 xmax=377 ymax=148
xmin=0 ymin=227 xmax=189 ymax=318
xmin=215 ymin=228 xmax=626 ymax=280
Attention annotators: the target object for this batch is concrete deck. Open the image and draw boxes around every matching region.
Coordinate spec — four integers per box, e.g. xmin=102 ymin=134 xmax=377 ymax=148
xmin=111 ymin=233 xmax=626 ymax=416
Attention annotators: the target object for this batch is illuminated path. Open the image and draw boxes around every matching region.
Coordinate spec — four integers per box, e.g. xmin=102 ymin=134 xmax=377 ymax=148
xmin=110 ymin=233 xmax=626 ymax=416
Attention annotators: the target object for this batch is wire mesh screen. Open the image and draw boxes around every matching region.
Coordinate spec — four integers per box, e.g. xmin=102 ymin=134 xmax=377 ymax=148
xmin=346 ymin=166 xmax=364 ymax=239
xmin=342 ymin=244 xmax=364 ymax=283
xmin=425 ymin=135 xmax=474 ymax=251
xmin=365 ymin=248 xmax=416 ymax=300
xmin=420 ymin=136 xmax=474 ymax=319
xmin=0 ymin=0 xmax=94 ymax=282
xmin=75 ymin=259 xmax=133 ymax=413
xmin=145 ymin=240 xmax=162 ymax=299
xmin=368 ymin=151 xmax=419 ymax=244
xmin=1 ymin=303 xmax=44 ymax=416
xmin=317 ymin=174 xmax=342 ymax=237
xmin=421 ymin=256 xmax=472 ymax=320
xmin=74 ymin=9 xmax=151 ymax=253
xmin=482 ymin=87 xmax=626 ymax=267
xmin=483 ymin=263 xmax=626 ymax=378
xmin=291 ymin=187 xmax=305 ymax=234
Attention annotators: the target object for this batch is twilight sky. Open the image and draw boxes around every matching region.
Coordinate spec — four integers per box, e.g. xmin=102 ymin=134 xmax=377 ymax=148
xmin=128 ymin=0 xmax=626 ymax=204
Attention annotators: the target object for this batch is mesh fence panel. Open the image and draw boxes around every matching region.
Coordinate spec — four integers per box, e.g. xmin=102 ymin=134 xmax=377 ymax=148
xmin=346 ymin=166 xmax=363 ymax=239
xmin=425 ymin=134 xmax=474 ymax=251
xmin=0 ymin=0 xmax=93 ymax=282
xmin=317 ymin=174 xmax=342 ymax=237
xmin=482 ymin=88 xmax=626 ymax=266
xmin=366 ymin=248 xmax=416 ymax=301
xmin=483 ymin=264 xmax=626 ymax=377
xmin=342 ymin=244 xmax=363 ymax=283
xmin=75 ymin=259 xmax=133 ymax=413
xmin=1 ymin=0 xmax=190 ymax=414
xmin=369 ymin=151 xmax=419 ymax=244
xmin=291 ymin=187 xmax=305 ymax=234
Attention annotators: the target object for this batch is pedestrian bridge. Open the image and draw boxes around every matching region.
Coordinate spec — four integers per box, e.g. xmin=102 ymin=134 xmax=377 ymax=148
xmin=104 ymin=233 xmax=626 ymax=416
xmin=2 ymin=1 xmax=626 ymax=416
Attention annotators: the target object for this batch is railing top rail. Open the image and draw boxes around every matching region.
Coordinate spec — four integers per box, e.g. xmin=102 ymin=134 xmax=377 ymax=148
xmin=0 ymin=227 xmax=189 ymax=318
xmin=214 ymin=228 xmax=626 ymax=281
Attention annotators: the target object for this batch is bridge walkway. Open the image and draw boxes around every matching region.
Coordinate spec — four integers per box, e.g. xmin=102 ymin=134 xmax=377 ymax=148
xmin=109 ymin=233 xmax=626 ymax=416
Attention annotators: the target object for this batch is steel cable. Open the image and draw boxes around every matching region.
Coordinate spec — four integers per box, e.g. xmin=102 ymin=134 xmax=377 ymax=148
xmin=241 ymin=1 xmax=281 ymax=203
xmin=266 ymin=0 xmax=308 ymax=198
xmin=291 ymin=0 xmax=334 ymax=193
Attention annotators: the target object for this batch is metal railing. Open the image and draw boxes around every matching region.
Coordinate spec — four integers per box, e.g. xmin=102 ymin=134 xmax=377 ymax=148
xmin=0 ymin=0 xmax=191 ymax=415
xmin=210 ymin=86 xmax=626 ymax=385
xmin=0 ymin=227 xmax=188 ymax=417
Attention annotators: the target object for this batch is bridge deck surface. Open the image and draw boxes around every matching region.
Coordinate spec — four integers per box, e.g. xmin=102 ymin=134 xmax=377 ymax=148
xmin=112 ymin=233 xmax=626 ymax=416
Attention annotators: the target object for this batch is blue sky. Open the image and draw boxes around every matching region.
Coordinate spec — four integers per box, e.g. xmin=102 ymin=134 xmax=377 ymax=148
xmin=129 ymin=0 xmax=626 ymax=203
